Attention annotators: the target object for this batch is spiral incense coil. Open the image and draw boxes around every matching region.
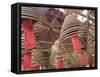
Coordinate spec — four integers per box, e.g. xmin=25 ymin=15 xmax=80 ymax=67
xmin=33 ymin=21 xmax=50 ymax=34
xmin=30 ymin=22 xmax=52 ymax=68
xmin=50 ymin=41 xmax=83 ymax=68
xmin=21 ymin=21 xmax=51 ymax=49
xmin=83 ymin=10 xmax=95 ymax=67
xmin=31 ymin=49 xmax=44 ymax=66
xmin=31 ymin=48 xmax=50 ymax=68
xmin=87 ymin=10 xmax=95 ymax=55
xmin=59 ymin=15 xmax=81 ymax=51
xmin=87 ymin=45 xmax=95 ymax=66
xmin=87 ymin=34 xmax=95 ymax=66
xmin=21 ymin=7 xmax=47 ymax=21
xmin=88 ymin=10 xmax=95 ymax=23
xmin=21 ymin=6 xmax=52 ymax=28
xmin=31 ymin=40 xmax=51 ymax=67
xmin=78 ymin=22 xmax=88 ymax=49
xmin=59 ymin=16 xmax=81 ymax=43
xmin=87 ymin=33 xmax=95 ymax=54
xmin=50 ymin=14 xmax=89 ymax=68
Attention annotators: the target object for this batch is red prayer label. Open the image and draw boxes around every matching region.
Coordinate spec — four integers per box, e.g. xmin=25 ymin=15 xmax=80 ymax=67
xmin=23 ymin=19 xmax=35 ymax=50
xmin=22 ymin=19 xmax=36 ymax=70
xmin=23 ymin=52 xmax=32 ymax=70
xmin=71 ymin=34 xmax=81 ymax=53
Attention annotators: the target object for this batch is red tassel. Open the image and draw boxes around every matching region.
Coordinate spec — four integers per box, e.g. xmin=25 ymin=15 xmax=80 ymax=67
xmin=23 ymin=52 xmax=32 ymax=70
xmin=34 ymin=64 xmax=41 ymax=70
xmin=57 ymin=58 xmax=64 ymax=69
xmin=23 ymin=19 xmax=35 ymax=50
xmin=80 ymin=53 xmax=87 ymax=65
xmin=71 ymin=34 xmax=81 ymax=53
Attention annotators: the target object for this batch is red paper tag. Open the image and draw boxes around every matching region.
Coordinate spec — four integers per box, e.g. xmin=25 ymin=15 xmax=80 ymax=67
xmin=22 ymin=19 xmax=36 ymax=70
xmin=23 ymin=52 xmax=32 ymax=70
xmin=23 ymin=19 xmax=35 ymax=50
xmin=71 ymin=34 xmax=81 ymax=53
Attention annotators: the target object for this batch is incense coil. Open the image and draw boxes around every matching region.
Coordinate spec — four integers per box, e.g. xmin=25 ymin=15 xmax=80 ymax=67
xmin=51 ymin=15 xmax=88 ymax=68
xmin=50 ymin=44 xmax=83 ymax=68
xmin=21 ymin=21 xmax=51 ymax=50
xmin=87 ymin=10 xmax=95 ymax=55
xmin=31 ymin=50 xmax=43 ymax=65
xmin=58 ymin=39 xmax=73 ymax=52
xmin=63 ymin=51 xmax=83 ymax=68
xmin=87 ymin=34 xmax=95 ymax=55
xmin=21 ymin=7 xmax=47 ymax=21
xmin=31 ymin=48 xmax=50 ymax=67
xmin=33 ymin=21 xmax=50 ymax=34
xmin=21 ymin=6 xmax=52 ymax=28
xmin=87 ymin=36 xmax=95 ymax=67
xmin=87 ymin=10 xmax=95 ymax=32
xmin=88 ymin=10 xmax=95 ymax=23
xmin=85 ymin=10 xmax=95 ymax=66
xmin=58 ymin=15 xmax=81 ymax=51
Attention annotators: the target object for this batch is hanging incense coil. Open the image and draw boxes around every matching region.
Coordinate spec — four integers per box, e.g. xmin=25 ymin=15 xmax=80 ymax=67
xmin=50 ymin=14 xmax=90 ymax=68
xmin=87 ymin=28 xmax=95 ymax=67
xmin=31 ymin=48 xmax=50 ymax=68
xmin=21 ymin=6 xmax=52 ymax=28
xmin=21 ymin=7 xmax=47 ymax=22
xmin=59 ymin=15 xmax=81 ymax=52
xmin=50 ymin=40 xmax=83 ymax=68
xmin=30 ymin=22 xmax=54 ymax=68
xmin=86 ymin=10 xmax=95 ymax=67
xmin=60 ymin=15 xmax=83 ymax=67
xmin=33 ymin=21 xmax=50 ymax=35
xmin=21 ymin=21 xmax=51 ymax=48
xmin=31 ymin=37 xmax=51 ymax=67
xmin=88 ymin=10 xmax=95 ymax=37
